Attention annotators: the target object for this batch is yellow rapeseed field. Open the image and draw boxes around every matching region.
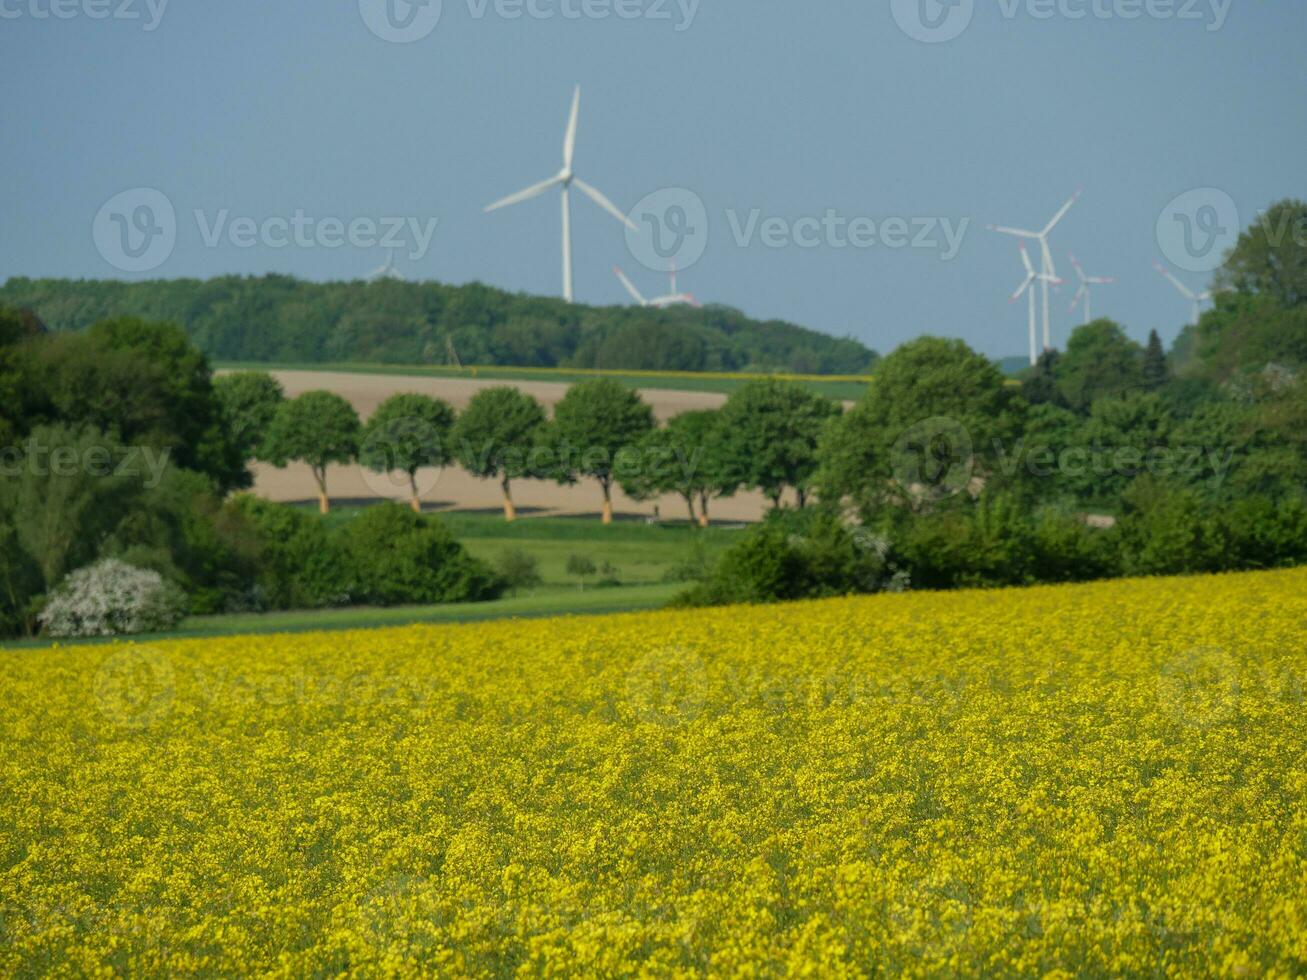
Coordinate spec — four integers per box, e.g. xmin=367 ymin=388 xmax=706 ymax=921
xmin=2 ymin=569 xmax=1307 ymax=977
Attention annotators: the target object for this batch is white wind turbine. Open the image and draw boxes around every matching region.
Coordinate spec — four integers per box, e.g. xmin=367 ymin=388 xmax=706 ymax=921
xmin=485 ymin=86 xmax=636 ymax=303
xmin=368 ymin=247 xmax=404 ymax=282
xmin=1067 ymin=253 xmax=1115 ymax=325
xmin=1011 ymin=243 xmax=1063 ymax=367
xmin=989 ymin=190 xmax=1081 ymax=352
xmin=614 ymin=264 xmax=700 ymax=309
xmin=1154 ymin=262 xmax=1213 ymax=325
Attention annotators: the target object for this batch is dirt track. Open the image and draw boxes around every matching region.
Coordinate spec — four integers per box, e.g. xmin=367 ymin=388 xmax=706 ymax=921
xmin=235 ymin=370 xmax=777 ymax=522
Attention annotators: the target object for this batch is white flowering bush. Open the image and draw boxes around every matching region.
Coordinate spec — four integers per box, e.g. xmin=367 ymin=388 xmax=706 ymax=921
xmin=39 ymin=559 xmax=187 ymax=638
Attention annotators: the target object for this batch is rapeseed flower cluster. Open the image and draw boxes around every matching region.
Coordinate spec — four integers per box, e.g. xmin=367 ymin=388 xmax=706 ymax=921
xmin=2 ymin=569 xmax=1305 ymax=977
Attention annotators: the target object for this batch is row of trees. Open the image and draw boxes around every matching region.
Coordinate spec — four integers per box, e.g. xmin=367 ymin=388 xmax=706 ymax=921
xmin=225 ymin=372 xmax=849 ymax=526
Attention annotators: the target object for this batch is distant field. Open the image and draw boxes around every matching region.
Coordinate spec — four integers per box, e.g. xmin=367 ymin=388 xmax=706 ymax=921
xmin=214 ymin=360 xmax=874 ymax=401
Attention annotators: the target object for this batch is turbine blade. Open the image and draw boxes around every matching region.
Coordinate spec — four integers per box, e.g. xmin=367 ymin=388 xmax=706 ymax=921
xmin=1019 ymin=243 xmax=1034 ymax=276
xmin=485 ymin=176 xmax=562 ymax=212
xmin=1069 ymin=285 xmax=1087 ymax=312
xmin=613 ymin=266 xmax=645 ymax=304
xmin=1069 ymin=253 xmax=1087 ymax=284
xmin=1154 ymin=262 xmax=1196 ymax=300
xmin=1042 ymin=189 xmax=1081 ymax=236
xmin=563 ymin=86 xmax=580 ymax=170
xmin=1011 ymin=273 xmax=1036 ymax=303
xmin=989 ymin=225 xmax=1040 ymax=240
xmin=573 ymin=178 xmax=637 ymax=230
xmin=1040 ymin=239 xmax=1057 ymax=280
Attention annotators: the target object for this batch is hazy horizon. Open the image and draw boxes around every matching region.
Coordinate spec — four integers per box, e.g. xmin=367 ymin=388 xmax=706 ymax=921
xmin=3 ymin=1 xmax=1304 ymax=359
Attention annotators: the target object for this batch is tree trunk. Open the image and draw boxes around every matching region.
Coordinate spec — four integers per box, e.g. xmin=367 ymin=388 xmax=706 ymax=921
xmin=796 ymin=487 xmax=808 ymax=509
xmin=314 ymin=467 xmax=330 ymax=515
xmin=769 ymin=492 xmax=782 ymax=511
xmin=502 ymin=477 xmax=517 ymax=522
xmin=684 ymin=493 xmax=697 ymax=526
xmin=601 ymin=480 xmax=614 ymax=525
xmin=698 ymin=492 xmax=711 ymax=528
xmin=409 ymin=473 xmax=422 ymax=514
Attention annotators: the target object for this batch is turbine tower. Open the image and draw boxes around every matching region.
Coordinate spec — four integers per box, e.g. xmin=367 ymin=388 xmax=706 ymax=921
xmin=1154 ymin=262 xmax=1213 ymax=326
xmin=1067 ymin=254 xmax=1115 ymax=325
xmin=1011 ymin=243 xmax=1062 ymax=367
xmin=614 ymin=265 xmax=700 ymax=309
xmin=485 ymin=86 xmax=636 ymax=303
xmin=989 ymin=190 xmax=1081 ymax=352
xmin=368 ymin=248 xmax=404 ymax=282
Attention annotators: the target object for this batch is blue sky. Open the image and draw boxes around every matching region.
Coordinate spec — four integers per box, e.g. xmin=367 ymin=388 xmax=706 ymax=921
xmin=2 ymin=0 xmax=1305 ymax=359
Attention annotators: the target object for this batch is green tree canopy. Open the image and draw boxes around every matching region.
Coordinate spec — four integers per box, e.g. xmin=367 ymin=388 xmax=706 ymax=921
xmin=1142 ymin=330 xmax=1169 ymax=390
xmin=1172 ymin=292 xmax=1307 ymax=381
xmin=264 ymin=391 xmax=360 ymax=514
xmin=817 ymin=337 xmax=1018 ymax=516
xmin=1217 ymin=198 xmax=1307 ymax=308
xmin=545 ymin=379 xmax=654 ymax=524
xmin=213 ymin=371 xmax=285 ymax=462
xmin=450 ymin=386 xmax=547 ymax=521
xmin=1053 ymin=320 xmax=1146 ymax=412
xmin=0 ymin=424 xmax=147 ymax=591
xmin=358 ymin=393 xmax=456 ymax=513
xmin=618 ymin=410 xmax=728 ymax=526
xmin=714 ymin=380 xmax=839 ymax=510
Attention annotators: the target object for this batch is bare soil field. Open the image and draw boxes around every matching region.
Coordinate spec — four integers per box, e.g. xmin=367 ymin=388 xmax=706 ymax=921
xmin=237 ymin=370 xmax=777 ymax=521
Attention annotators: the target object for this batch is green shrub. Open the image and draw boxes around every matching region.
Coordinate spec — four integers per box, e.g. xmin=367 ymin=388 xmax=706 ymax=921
xmin=495 ymin=548 xmax=542 ymax=595
xmin=679 ymin=509 xmax=895 ymax=607
xmin=341 ymin=503 xmax=504 ymax=606
xmin=231 ymin=496 xmax=353 ymax=609
xmin=0 ymin=520 xmax=43 ymax=638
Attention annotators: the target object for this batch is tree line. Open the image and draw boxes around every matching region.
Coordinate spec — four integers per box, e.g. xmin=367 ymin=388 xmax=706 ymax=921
xmin=0 ymin=274 xmax=878 ymax=376
xmin=2 ymin=199 xmax=1305 ymax=634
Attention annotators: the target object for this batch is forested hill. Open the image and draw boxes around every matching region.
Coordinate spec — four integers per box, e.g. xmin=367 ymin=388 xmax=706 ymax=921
xmin=0 ymin=276 xmax=877 ymax=375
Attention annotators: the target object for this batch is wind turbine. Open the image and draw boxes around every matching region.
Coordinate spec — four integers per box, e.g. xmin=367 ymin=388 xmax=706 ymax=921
xmin=989 ymin=190 xmax=1081 ymax=352
xmin=1011 ymin=243 xmax=1062 ymax=367
xmin=485 ymin=86 xmax=636 ymax=303
xmin=1067 ymin=253 xmax=1115 ymax=325
xmin=614 ymin=265 xmax=700 ymax=309
xmin=1154 ymin=262 xmax=1213 ymax=325
xmin=368 ymin=248 xmax=404 ymax=282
